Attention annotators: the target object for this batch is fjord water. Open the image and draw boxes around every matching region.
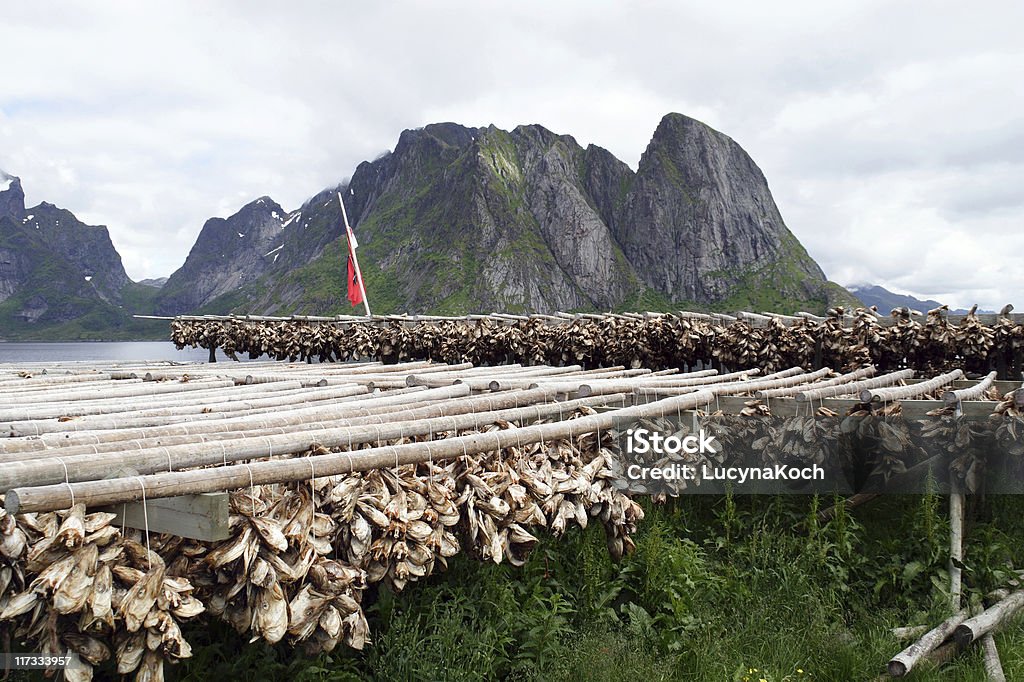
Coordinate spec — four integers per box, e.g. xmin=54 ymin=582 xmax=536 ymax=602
xmin=0 ymin=342 xmax=245 ymax=363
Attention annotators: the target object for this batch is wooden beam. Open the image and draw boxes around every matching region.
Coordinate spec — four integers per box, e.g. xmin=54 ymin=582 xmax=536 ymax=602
xmin=888 ymin=609 xmax=970 ymax=676
xmin=954 ymin=591 xmax=1024 ymax=646
xmin=106 ymin=492 xmax=229 ymax=542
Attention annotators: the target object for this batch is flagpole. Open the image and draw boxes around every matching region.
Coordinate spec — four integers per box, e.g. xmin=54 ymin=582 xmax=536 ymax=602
xmin=338 ymin=192 xmax=371 ymax=317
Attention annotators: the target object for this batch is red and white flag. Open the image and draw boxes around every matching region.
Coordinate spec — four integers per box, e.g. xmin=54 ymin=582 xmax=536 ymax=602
xmin=346 ymin=229 xmax=363 ymax=307
xmin=339 ymin=192 xmax=370 ymax=315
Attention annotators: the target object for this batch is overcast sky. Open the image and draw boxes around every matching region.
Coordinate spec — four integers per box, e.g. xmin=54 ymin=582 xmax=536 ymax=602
xmin=1 ymin=1 xmax=1021 ymax=309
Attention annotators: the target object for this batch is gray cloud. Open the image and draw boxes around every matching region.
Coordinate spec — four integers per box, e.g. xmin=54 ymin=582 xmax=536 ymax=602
xmin=0 ymin=0 xmax=1021 ymax=310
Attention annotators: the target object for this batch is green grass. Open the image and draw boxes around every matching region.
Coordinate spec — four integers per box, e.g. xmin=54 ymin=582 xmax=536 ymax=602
xmin=0 ymin=280 xmax=167 ymax=341
xmin=155 ymin=494 xmax=1024 ymax=681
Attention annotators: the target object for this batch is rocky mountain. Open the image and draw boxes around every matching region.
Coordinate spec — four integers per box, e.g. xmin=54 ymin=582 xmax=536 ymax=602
xmin=2 ymin=113 xmax=857 ymax=338
xmin=614 ymin=115 xmax=831 ymax=306
xmin=163 ymin=114 xmax=854 ymax=317
xmin=155 ymin=197 xmax=288 ymax=315
xmin=0 ymin=172 xmax=162 ymax=339
xmin=849 ymin=285 xmax=992 ymax=315
xmin=0 ymin=172 xmax=24 ymax=222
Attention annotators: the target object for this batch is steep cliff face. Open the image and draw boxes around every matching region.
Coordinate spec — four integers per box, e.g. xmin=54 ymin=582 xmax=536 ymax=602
xmin=343 ymin=121 xmax=640 ymax=313
xmin=615 ymin=113 xmax=831 ymax=306
xmin=25 ymin=202 xmax=131 ymax=300
xmin=154 ymin=197 xmax=289 ymax=315
xmin=0 ymin=173 xmax=28 ymax=306
xmin=0 ymin=173 xmax=160 ymax=337
xmin=188 ymin=123 xmax=644 ymax=315
xmin=155 ymin=113 xmax=857 ymax=317
xmin=0 ymin=172 xmax=26 ymax=221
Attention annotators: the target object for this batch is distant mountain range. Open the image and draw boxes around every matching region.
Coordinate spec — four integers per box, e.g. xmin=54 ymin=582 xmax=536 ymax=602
xmin=0 ymin=114 xmax=858 ymax=340
xmin=848 ymin=284 xmax=993 ymax=315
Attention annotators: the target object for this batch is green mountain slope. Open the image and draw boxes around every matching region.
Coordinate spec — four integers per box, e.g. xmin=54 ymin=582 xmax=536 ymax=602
xmin=190 ymin=116 xmax=854 ymax=316
xmin=0 ymin=174 xmax=164 ymax=340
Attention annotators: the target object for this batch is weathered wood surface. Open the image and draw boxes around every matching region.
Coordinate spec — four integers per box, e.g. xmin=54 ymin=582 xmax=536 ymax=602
xmin=861 ymin=369 xmax=964 ymax=403
xmin=944 ymin=371 xmax=999 ymax=405
xmin=953 ymin=591 xmax=1024 ymax=647
xmin=887 ymin=609 xmax=970 ymax=677
xmin=0 ymin=384 xmax=371 ymax=437
xmin=755 ymin=365 xmax=875 ymax=399
xmin=795 ymin=369 xmax=915 ymax=402
xmin=5 ymin=388 xmax=714 ymax=513
xmin=0 ymin=386 xmax=469 ymax=461
xmin=108 ymin=492 xmax=230 ymax=542
xmin=0 ymin=391 xmax=625 ymax=490
xmin=981 ymin=633 xmax=1006 ymax=682
xmin=167 ymin=309 xmax=1024 ymax=328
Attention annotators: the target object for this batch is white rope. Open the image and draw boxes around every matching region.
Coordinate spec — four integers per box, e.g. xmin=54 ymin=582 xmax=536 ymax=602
xmin=135 ymin=477 xmax=151 ymax=570
xmin=54 ymin=456 xmax=74 ymax=508
xmin=307 ymin=459 xmax=317 ymax=553
xmin=243 ymin=463 xmax=257 ymax=515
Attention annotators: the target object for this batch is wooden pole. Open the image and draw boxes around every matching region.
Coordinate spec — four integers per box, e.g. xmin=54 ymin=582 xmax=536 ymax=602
xmin=587 ymin=367 xmax=824 ymax=399
xmin=755 ymin=365 xmax=875 ymax=399
xmin=816 ymin=492 xmax=880 ymax=523
xmin=950 ymin=400 xmax=965 ymax=611
xmin=0 ymin=377 xmax=234 ymax=406
xmin=943 ymin=371 xmax=998 ymax=405
xmin=0 ymin=372 xmax=118 ymax=388
xmin=981 ymin=633 xmax=1006 ymax=682
xmin=0 ymin=378 xmax=144 ymax=400
xmin=953 ymin=591 xmax=1024 ymax=647
xmin=0 ymin=391 xmax=625 ymax=491
xmin=0 ymin=385 xmax=468 ymax=461
xmin=4 ymin=388 xmax=717 ymax=513
xmin=891 ymin=625 xmax=929 ymax=641
xmin=861 ymin=369 xmax=964 ymax=403
xmin=950 ymin=491 xmax=964 ymax=610
xmin=0 ymin=384 xmax=370 ymax=438
xmin=795 ymin=369 xmax=915 ymax=402
xmin=887 ymin=609 xmax=970 ymax=676
xmin=480 ymin=368 xmax=736 ymax=393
